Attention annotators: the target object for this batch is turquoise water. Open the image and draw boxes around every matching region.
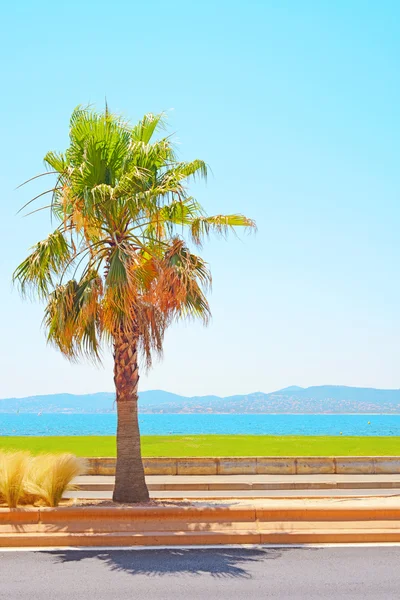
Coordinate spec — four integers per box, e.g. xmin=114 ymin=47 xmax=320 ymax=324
xmin=1 ymin=413 xmax=400 ymax=436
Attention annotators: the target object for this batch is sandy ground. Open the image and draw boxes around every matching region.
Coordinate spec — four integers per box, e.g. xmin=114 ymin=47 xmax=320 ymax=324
xmin=3 ymin=494 xmax=400 ymax=509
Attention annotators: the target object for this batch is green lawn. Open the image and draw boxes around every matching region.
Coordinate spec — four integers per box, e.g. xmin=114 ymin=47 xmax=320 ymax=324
xmin=0 ymin=435 xmax=399 ymax=456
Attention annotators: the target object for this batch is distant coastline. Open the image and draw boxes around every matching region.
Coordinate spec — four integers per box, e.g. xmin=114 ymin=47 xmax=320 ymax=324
xmin=2 ymin=385 xmax=400 ymax=415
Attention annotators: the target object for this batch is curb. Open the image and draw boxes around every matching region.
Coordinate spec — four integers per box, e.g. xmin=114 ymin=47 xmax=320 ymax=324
xmin=2 ymin=503 xmax=400 ymax=547
xmin=2 ymin=502 xmax=400 ymax=523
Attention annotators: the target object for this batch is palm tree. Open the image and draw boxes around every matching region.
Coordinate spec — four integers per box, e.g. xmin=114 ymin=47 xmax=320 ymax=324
xmin=14 ymin=107 xmax=255 ymax=503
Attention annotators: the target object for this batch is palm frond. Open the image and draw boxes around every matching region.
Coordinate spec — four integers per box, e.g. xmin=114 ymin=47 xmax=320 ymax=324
xmin=13 ymin=230 xmax=71 ymax=298
xmin=190 ymin=214 xmax=256 ymax=246
xmin=44 ymin=271 xmax=103 ymax=361
xmin=43 ymin=151 xmax=67 ymax=174
xmin=15 ymin=171 xmax=59 ymax=190
xmin=131 ymin=113 xmax=166 ymax=144
xmin=161 ymin=159 xmax=208 ymax=185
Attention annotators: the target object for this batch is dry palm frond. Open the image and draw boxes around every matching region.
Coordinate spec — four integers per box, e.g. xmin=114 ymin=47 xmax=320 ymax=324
xmin=25 ymin=453 xmax=85 ymax=507
xmin=0 ymin=452 xmax=30 ymax=508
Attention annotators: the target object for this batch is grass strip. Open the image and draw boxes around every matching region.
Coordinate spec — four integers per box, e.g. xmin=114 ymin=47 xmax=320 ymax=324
xmin=0 ymin=435 xmax=399 ymax=456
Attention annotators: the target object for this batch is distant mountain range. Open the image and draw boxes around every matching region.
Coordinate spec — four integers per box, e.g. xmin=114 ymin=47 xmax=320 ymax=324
xmin=2 ymin=386 xmax=400 ymax=414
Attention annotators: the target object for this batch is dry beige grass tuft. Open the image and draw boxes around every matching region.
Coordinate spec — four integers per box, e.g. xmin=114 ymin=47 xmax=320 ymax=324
xmin=25 ymin=453 xmax=85 ymax=507
xmin=0 ymin=451 xmax=30 ymax=508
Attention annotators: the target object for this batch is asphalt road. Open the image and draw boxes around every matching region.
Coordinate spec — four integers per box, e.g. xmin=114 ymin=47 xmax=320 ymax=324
xmin=1 ymin=546 xmax=400 ymax=599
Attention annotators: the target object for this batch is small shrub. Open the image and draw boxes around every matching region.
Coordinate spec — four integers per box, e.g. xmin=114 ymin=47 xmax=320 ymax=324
xmin=0 ymin=452 xmax=30 ymax=508
xmin=26 ymin=453 xmax=84 ymax=507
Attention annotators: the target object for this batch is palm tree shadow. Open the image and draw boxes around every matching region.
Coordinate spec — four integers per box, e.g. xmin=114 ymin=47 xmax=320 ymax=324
xmin=44 ymin=547 xmax=292 ymax=579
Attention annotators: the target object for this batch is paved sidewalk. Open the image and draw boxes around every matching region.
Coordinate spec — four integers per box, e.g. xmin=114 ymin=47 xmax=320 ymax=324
xmin=68 ymin=474 xmax=400 ymax=500
xmin=75 ymin=473 xmax=400 ymax=490
xmin=65 ymin=488 xmax=400 ymax=500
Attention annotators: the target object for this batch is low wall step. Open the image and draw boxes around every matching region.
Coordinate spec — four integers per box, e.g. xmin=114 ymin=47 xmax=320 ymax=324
xmin=85 ymin=457 xmax=400 ymax=476
xmin=77 ymin=481 xmax=400 ymax=491
xmin=74 ymin=474 xmax=400 ymax=493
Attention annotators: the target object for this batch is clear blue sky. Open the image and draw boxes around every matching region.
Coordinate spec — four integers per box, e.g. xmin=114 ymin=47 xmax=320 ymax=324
xmin=1 ymin=0 xmax=400 ymax=398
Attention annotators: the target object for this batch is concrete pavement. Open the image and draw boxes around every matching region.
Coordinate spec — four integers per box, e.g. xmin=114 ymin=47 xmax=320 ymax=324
xmin=69 ymin=474 xmax=400 ymax=499
xmin=2 ymin=547 xmax=400 ymax=599
xmin=75 ymin=473 xmax=400 ymax=490
xmin=66 ymin=488 xmax=400 ymax=499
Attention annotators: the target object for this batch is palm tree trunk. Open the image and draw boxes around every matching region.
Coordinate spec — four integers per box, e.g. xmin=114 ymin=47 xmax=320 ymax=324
xmin=112 ymin=330 xmax=149 ymax=503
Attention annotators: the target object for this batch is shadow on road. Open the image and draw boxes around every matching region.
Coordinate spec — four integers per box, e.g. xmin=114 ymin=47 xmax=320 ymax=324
xmin=44 ymin=547 xmax=299 ymax=579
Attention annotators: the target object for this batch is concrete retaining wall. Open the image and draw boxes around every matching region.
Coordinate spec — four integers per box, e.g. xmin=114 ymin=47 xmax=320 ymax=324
xmin=84 ymin=456 xmax=400 ymax=476
xmin=3 ymin=502 xmax=400 ymax=547
xmin=3 ymin=503 xmax=400 ymax=525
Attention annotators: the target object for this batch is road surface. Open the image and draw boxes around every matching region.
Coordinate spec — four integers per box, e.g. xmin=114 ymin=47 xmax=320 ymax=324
xmin=1 ymin=546 xmax=400 ymax=599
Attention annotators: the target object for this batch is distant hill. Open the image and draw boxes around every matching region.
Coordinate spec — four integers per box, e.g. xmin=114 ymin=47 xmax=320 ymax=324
xmin=2 ymin=385 xmax=400 ymax=414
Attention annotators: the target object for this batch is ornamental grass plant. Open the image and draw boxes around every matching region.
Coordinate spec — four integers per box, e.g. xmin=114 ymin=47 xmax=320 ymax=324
xmin=0 ymin=451 xmax=84 ymax=507
xmin=25 ymin=453 xmax=85 ymax=507
xmin=0 ymin=451 xmax=30 ymax=508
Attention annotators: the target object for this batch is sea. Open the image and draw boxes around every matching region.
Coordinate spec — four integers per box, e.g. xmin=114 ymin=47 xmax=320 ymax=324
xmin=1 ymin=413 xmax=400 ymax=436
